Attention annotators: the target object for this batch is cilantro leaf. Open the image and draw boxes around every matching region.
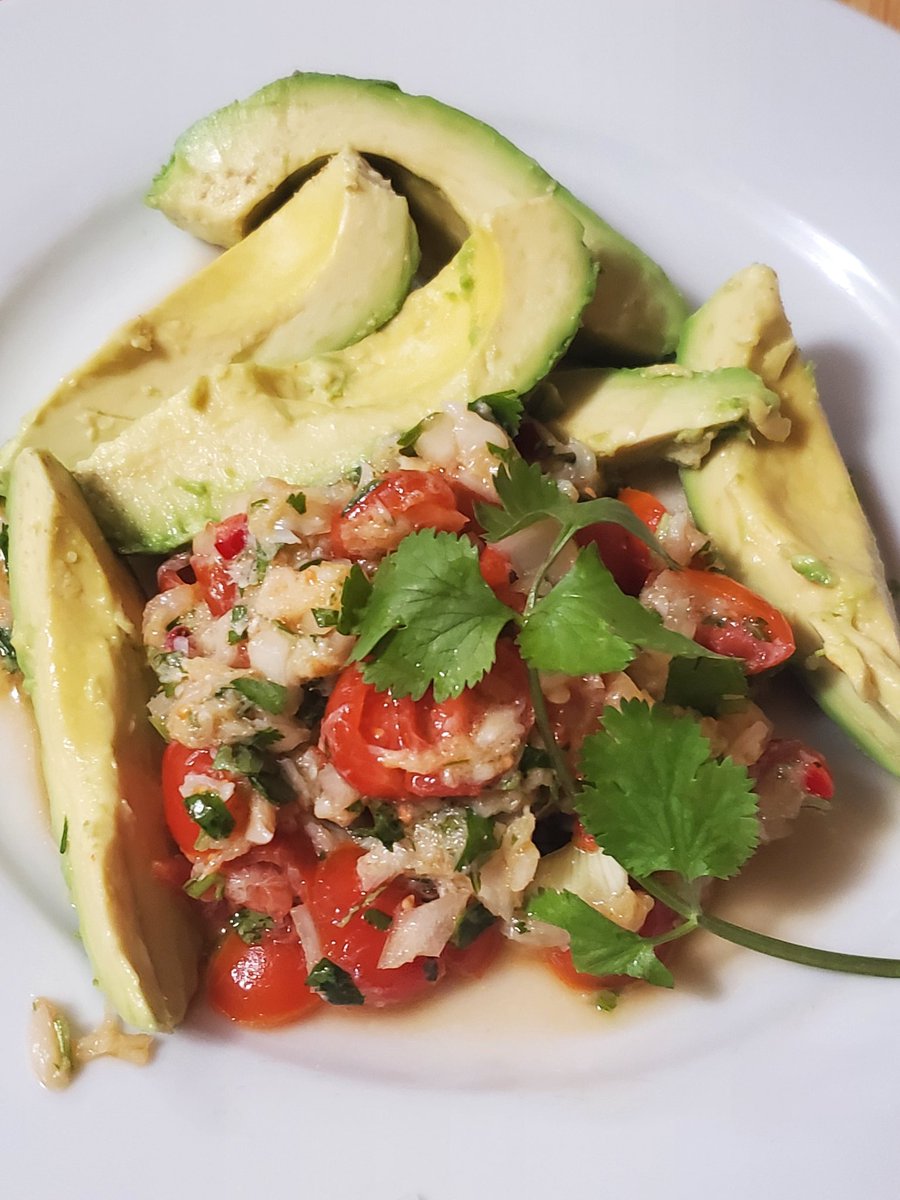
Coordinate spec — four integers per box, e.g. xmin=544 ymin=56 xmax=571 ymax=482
xmin=306 ymin=958 xmax=365 ymax=1006
xmin=577 ymin=701 xmax=759 ymax=881
xmin=527 ymin=889 xmax=674 ymax=987
xmin=337 ymin=563 xmax=372 ymax=635
xmin=183 ymin=791 xmax=235 ymax=841
xmin=231 ymin=676 xmax=288 ymax=715
xmin=286 ymin=491 xmax=307 ymax=515
xmin=451 ymin=901 xmax=496 ymax=949
xmin=518 ymin=546 xmax=634 ymax=674
xmin=348 ymin=530 xmax=515 ymax=702
xmin=518 ymin=545 xmax=726 ymax=675
xmin=664 ymin=655 xmax=748 ymax=716
xmin=476 ymin=458 xmax=671 ymax=564
xmin=362 ymin=908 xmax=393 ymax=931
xmin=455 ymin=810 xmax=497 ymax=869
xmin=352 ymin=802 xmax=406 ymax=848
xmin=468 ymin=391 xmax=524 ymax=435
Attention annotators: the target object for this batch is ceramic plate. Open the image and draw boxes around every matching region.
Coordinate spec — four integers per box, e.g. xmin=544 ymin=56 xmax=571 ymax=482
xmin=2 ymin=0 xmax=899 ymax=1195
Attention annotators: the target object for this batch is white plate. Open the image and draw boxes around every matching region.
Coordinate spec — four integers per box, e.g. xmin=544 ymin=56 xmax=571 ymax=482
xmin=2 ymin=0 xmax=900 ymax=1194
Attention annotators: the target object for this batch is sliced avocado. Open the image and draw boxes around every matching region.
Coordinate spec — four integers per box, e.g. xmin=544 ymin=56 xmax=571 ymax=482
xmin=0 ymin=151 xmax=418 ymax=486
xmin=146 ymin=72 xmax=687 ymax=362
xmin=678 ymin=265 xmax=900 ymax=774
xmin=537 ymin=363 xmax=787 ymax=466
xmin=76 ymin=196 xmax=595 ymax=553
xmin=8 ymin=450 xmax=200 ymax=1029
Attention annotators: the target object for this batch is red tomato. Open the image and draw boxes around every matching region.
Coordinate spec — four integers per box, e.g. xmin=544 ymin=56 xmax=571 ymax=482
xmin=307 ymin=844 xmax=444 ymax=1007
xmin=545 ymin=894 xmax=679 ymax=993
xmin=331 ymin=470 xmax=468 ymax=559
xmin=206 ymin=930 xmax=321 ymax=1027
xmin=479 ymin=544 xmax=523 ymax=611
xmin=161 ymin=742 xmax=250 ymax=863
xmin=189 ymin=514 xmax=248 ymax=617
xmin=320 ymin=641 xmax=532 ymax=800
xmin=576 ymin=487 xmax=667 ymax=596
xmin=442 ymin=921 xmax=504 ymax=981
xmin=677 ymin=568 xmax=795 ymax=674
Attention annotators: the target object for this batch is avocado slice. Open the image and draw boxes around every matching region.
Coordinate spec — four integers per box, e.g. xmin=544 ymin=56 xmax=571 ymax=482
xmin=538 ymin=363 xmax=787 ymax=466
xmin=678 ymin=265 xmax=900 ymax=774
xmin=0 ymin=151 xmax=418 ymax=486
xmin=146 ymin=72 xmax=687 ymax=363
xmin=76 ymin=195 xmax=596 ymax=553
xmin=8 ymin=450 xmax=200 ymax=1029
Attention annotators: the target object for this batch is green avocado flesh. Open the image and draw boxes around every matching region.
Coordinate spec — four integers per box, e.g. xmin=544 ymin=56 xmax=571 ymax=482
xmin=76 ymin=196 xmax=595 ymax=553
xmin=678 ymin=264 xmax=900 ymax=775
xmin=8 ymin=450 xmax=200 ymax=1029
xmin=146 ymin=71 xmax=687 ymax=362
xmin=0 ymin=151 xmax=418 ymax=488
xmin=538 ymin=363 xmax=787 ymax=466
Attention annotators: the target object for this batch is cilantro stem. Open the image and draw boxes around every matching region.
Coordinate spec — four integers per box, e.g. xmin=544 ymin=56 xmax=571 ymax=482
xmin=638 ymin=874 xmax=900 ymax=978
xmin=526 ymin=666 xmax=579 ymax=805
xmin=650 ymin=915 xmax=698 ymax=948
xmin=696 ymin=912 xmax=900 ymax=978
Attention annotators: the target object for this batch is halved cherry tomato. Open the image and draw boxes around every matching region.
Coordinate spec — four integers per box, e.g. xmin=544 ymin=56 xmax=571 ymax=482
xmin=189 ymin=514 xmax=248 ymax=617
xmin=576 ymin=487 xmax=667 ymax=596
xmin=321 ymin=641 xmax=532 ymax=800
xmin=307 ymin=844 xmax=444 ymax=1007
xmin=442 ymin=920 xmax=504 ymax=981
xmin=331 ymin=470 xmax=468 ymax=559
xmin=161 ymin=742 xmax=250 ymax=863
xmin=677 ymin=568 xmax=795 ymax=674
xmin=206 ymin=930 xmax=321 ymax=1027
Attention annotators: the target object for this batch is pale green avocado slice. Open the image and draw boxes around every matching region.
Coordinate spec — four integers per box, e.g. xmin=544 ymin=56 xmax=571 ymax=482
xmin=537 ymin=363 xmax=787 ymax=466
xmin=76 ymin=194 xmax=596 ymax=553
xmin=146 ymin=72 xmax=687 ymax=363
xmin=8 ymin=450 xmax=200 ymax=1029
xmin=0 ymin=151 xmax=418 ymax=488
xmin=678 ymin=264 xmax=900 ymax=775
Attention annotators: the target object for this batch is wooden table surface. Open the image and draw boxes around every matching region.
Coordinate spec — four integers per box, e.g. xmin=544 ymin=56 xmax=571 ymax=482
xmin=841 ymin=0 xmax=900 ymax=29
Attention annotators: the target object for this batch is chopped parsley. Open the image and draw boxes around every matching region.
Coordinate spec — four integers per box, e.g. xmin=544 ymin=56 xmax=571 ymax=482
xmin=183 ymin=791 xmax=235 ymax=841
xmin=306 ymin=958 xmax=365 ymax=1006
xmin=229 ymin=908 xmax=275 ymax=945
xmin=286 ymin=491 xmax=307 ymax=515
xmin=231 ymin=676 xmax=288 ymax=715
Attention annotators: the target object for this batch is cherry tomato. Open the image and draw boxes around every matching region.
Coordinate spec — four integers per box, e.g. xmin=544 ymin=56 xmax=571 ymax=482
xmin=576 ymin=487 xmax=667 ymax=596
xmin=442 ymin=921 xmax=504 ymax=981
xmin=161 ymin=742 xmax=250 ymax=863
xmin=677 ymin=568 xmax=795 ymax=674
xmin=189 ymin=514 xmax=248 ymax=617
xmin=206 ymin=930 xmax=321 ymax=1027
xmin=307 ymin=844 xmax=444 ymax=1007
xmin=331 ymin=470 xmax=468 ymax=559
xmin=545 ymin=894 xmax=678 ymax=992
xmin=479 ymin=544 xmax=523 ymax=611
xmin=321 ymin=641 xmax=532 ymax=800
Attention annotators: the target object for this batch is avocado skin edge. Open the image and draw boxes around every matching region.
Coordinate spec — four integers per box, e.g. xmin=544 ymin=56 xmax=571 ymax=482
xmin=8 ymin=450 xmax=200 ymax=1029
xmin=147 ymin=71 xmax=688 ymax=364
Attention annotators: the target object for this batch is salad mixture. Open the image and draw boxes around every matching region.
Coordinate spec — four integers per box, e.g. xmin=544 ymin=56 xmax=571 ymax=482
xmin=142 ymin=401 xmax=833 ymax=1023
xmin=5 ymin=71 xmax=900 ymax=1073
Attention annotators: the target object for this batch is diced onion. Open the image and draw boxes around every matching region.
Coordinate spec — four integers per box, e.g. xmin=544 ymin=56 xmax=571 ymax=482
xmin=377 ymin=883 xmax=471 ymax=969
xmin=291 ymin=903 xmax=322 ymax=970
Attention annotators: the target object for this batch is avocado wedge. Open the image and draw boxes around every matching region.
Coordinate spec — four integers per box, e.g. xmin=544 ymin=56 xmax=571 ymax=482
xmin=678 ymin=265 xmax=900 ymax=775
xmin=8 ymin=450 xmax=200 ymax=1029
xmin=0 ymin=151 xmax=418 ymax=486
xmin=539 ymin=363 xmax=787 ymax=466
xmin=146 ymin=72 xmax=687 ymax=362
xmin=76 ymin=195 xmax=596 ymax=553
